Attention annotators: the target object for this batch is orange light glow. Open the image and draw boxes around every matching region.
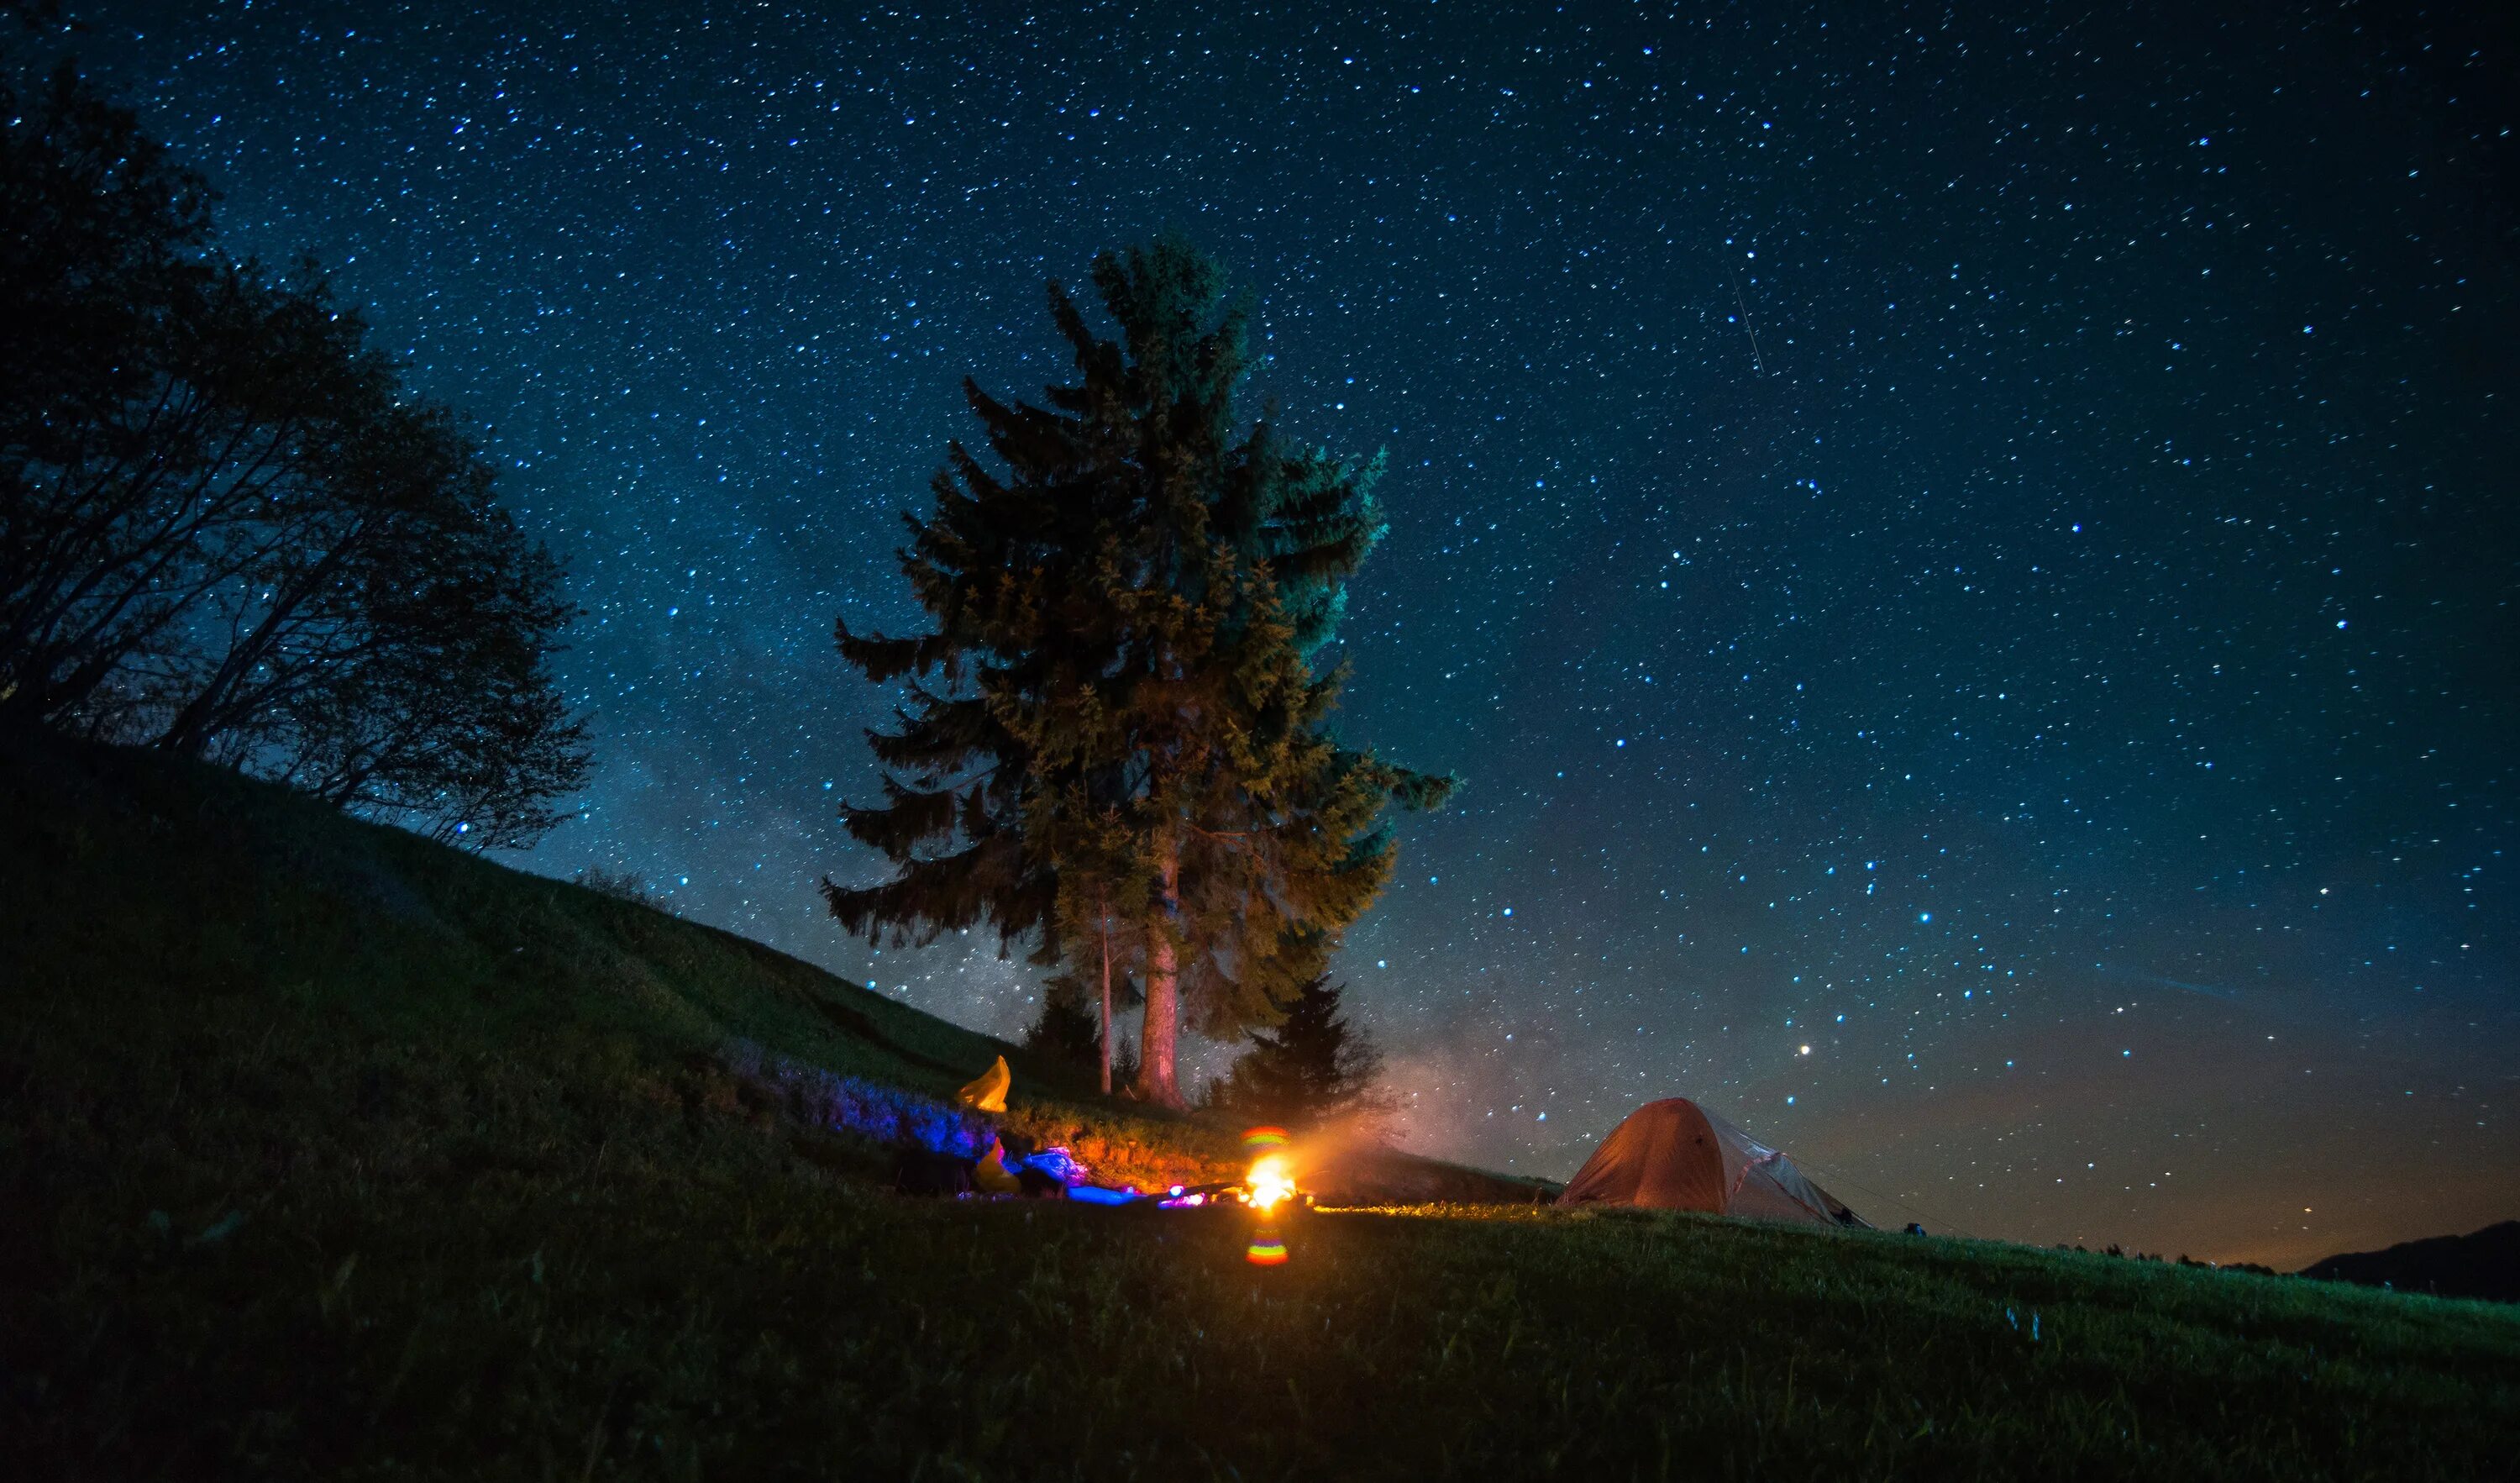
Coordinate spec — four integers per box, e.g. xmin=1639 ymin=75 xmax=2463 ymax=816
xmin=1246 ymin=1152 xmax=1295 ymax=1213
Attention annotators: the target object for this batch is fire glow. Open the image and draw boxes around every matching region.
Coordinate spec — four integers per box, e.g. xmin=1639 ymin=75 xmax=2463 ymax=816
xmin=1245 ymin=1153 xmax=1295 ymax=1213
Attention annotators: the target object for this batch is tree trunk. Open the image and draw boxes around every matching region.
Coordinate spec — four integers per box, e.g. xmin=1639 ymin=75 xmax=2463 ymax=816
xmin=1098 ymin=900 xmax=1114 ymax=1097
xmin=1137 ymin=844 xmax=1184 ymax=1107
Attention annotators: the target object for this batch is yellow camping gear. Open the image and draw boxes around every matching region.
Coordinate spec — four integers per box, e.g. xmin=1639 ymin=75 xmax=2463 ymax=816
xmin=971 ymin=1138 xmax=1021 ymax=1194
xmin=958 ymin=1054 xmax=1011 ymax=1112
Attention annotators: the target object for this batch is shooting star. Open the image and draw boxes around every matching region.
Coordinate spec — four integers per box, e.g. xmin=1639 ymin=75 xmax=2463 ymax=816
xmin=2093 ymin=961 xmax=2239 ymax=1001
xmin=1724 ymin=256 xmax=1766 ymax=376
xmin=2142 ymin=974 xmax=2239 ymax=1002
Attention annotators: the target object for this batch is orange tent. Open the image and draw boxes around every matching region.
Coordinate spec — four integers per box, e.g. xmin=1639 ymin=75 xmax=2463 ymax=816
xmin=1558 ymin=1098 xmax=1866 ymax=1228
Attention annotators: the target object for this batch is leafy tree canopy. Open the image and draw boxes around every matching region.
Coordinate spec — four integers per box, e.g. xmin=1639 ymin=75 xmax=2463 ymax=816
xmin=0 ymin=42 xmax=591 ymax=847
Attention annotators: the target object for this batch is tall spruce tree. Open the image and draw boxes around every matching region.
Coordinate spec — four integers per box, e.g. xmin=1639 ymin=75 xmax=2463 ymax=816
xmin=826 ymin=238 xmax=1450 ymax=1106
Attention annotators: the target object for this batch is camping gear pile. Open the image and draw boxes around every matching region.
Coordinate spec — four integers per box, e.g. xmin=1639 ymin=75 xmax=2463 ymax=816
xmin=893 ymin=1063 xmax=1308 ymax=1213
xmin=891 ymin=1124 xmax=1121 ymax=1201
xmin=1558 ymin=1097 xmax=1868 ymax=1228
xmin=884 ymin=1052 xmax=1121 ymax=1201
xmin=895 ymin=1130 xmax=1311 ymax=1211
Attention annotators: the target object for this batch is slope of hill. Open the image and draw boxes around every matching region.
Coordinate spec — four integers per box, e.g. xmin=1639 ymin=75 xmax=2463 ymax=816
xmin=2301 ymin=1222 xmax=2520 ymax=1304
xmin=5 ymin=725 xmax=2518 ymax=1480
xmin=0 ymin=720 xmax=1255 ymax=1173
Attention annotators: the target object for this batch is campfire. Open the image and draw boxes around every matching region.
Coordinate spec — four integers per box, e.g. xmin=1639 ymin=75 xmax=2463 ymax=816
xmin=1155 ymin=1148 xmax=1310 ymax=1212
xmin=1231 ymin=1125 xmax=1304 ymax=1214
xmin=1152 ymin=1126 xmax=1310 ymax=1219
xmin=1240 ymin=1128 xmax=1296 ymax=1267
xmin=1245 ymin=1152 xmax=1295 ymax=1213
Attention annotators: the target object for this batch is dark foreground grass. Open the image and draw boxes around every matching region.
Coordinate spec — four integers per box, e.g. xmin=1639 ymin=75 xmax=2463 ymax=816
xmin=11 ymin=1134 xmax=2519 ymax=1480
xmin=5 ymin=729 xmax=2518 ymax=1480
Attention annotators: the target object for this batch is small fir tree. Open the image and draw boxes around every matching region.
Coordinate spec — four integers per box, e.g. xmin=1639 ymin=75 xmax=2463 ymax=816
xmin=1211 ymin=976 xmax=1383 ymax=1128
xmin=1019 ymin=983 xmax=1101 ymax=1069
xmin=1021 ymin=965 xmax=1140 ymax=1081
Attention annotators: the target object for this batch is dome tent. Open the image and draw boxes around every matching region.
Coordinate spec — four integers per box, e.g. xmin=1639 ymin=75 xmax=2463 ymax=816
xmin=1558 ymin=1098 xmax=1868 ymax=1228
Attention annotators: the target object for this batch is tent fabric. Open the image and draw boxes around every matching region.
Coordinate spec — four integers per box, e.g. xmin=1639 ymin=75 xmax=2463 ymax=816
xmin=957 ymin=1055 xmax=1011 ymax=1112
xmin=1558 ymin=1098 xmax=1866 ymax=1228
xmin=971 ymin=1138 xmax=1021 ymax=1193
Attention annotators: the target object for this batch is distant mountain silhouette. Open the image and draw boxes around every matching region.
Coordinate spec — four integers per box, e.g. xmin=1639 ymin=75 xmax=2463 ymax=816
xmin=2297 ymin=1222 xmax=2520 ymax=1303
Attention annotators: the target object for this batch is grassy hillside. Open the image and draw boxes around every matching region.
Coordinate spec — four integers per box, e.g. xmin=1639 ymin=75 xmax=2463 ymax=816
xmin=4 ymin=728 xmax=2517 ymax=1480
xmin=0 ymin=722 xmax=1254 ymax=1179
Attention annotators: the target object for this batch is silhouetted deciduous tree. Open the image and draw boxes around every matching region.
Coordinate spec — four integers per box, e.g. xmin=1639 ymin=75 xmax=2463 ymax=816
xmin=0 ymin=45 xmax=591 ymax=847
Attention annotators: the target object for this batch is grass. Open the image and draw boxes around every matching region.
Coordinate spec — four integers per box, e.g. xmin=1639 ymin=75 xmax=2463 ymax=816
xmin=0 ymin=719 xmax=1249 ymax=1178
xmin=3 ymin=726 xmax=2517 ymax=1480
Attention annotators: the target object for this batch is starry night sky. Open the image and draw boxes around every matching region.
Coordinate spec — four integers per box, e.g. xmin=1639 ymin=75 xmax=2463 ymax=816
xmin=71 ymin=2 xmax=2516 ymax=1265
